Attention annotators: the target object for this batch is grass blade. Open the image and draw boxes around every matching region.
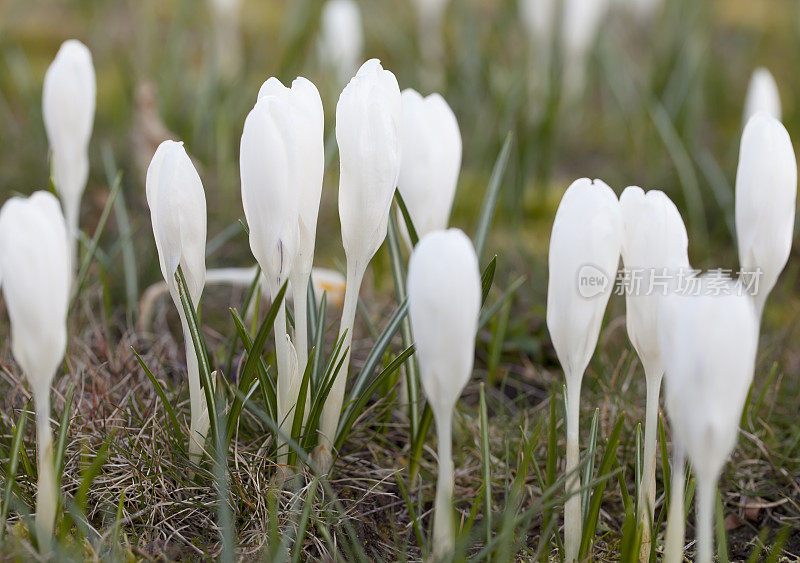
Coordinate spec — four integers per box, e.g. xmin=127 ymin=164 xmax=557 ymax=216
xmin=474 ymin=131 xmax=513 ymax=262
xmin=0 ymin=406 xmax=28 ymax=541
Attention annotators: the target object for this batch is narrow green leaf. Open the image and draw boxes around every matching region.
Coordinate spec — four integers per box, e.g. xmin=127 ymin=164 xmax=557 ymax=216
xmin=134 ymin=347 xmax=184 ymax=450
xmin=334 ymin=345 xmax=415 ymax=450
xmin=474 ymin=131 xmax=513 ymax=261
xmin=479 ymin=384 xmax=492 ymax=546
xmin=70 ymin=170 xmax=122 ymax=308
xmin=0 ymin=407 xmax=28 ymax=541
xmin=394 ymin=189 xmax=419 ymax=247
xmin=481 ymin=255 xmax=497 ymax=305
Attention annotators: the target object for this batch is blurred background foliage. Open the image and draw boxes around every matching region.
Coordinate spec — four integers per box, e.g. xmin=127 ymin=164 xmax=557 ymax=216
xmin=0 ymin=0 xmax=799 ymax=557
xmin=0 ymin=0 xmax=798 ymax=364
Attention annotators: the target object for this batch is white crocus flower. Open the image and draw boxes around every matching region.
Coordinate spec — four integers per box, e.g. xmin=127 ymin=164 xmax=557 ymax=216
xmin=743 ymin=67 xmax=781 ymax=124
xmin=735 ymin=112 xmax=797 ymax=321
xmin=407 ymin=229 xmax=480 ymax=559
xmin=619 ymin=186 xmax=689 ymax=553
xmin=42 ymin=39 xmax=96 ymax=273
xmin=659 ymin=277 xmax=758 ymax=563
xmin=397 ymin=88 xmax=462 ymax=240
xmin=315 ymin=59 xmax=402 ymax=472
xmin=146 ymin=140 xmax=209 ymax=461
xmin=0 ymin=191 xmax=70 ymax=549
xmin=546 ymin=178 xmax=622 ymax=562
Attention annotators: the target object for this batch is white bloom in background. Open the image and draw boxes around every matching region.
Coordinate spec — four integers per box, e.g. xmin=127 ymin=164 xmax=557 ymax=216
xmin=208 ymin=0 xmax=244 ymax=81
xmin=42 ymin=39 xmax=96 ymax=271
xmin=257 ymin=76 xmax=325 ymax=376
xmin=562 ymin=0 xmax=610 ymax=96
xmin=618 ymin=0 xmax=662 ymax=20
xmin=397 ymin=88 xmax=462 ymax=239
xmin=546 ymin=178 xmax=622 ymax=562
xmin=240 ymin=94 xmax=302 ymax=454
xmin=316 ymin=59 xmax=402 ymax=471
xmin=518 ymin=0 xmax=555 ymax=47
xmin=619 ymin=186 xmax=689 ymax=552
xmin=735 ymin=112 xmax=797 ymax=320
xmin=407 ymin=228 xmax=480 ymax=558
xmin=743 ymin=67 xmax=781 ymax=124
xmin=411 ymin=0 xmax=451 ymax=84
xmin=146 ymin=140 xmax=209 ymax=460
xmin=319 ymin=0 xmax=364 ymax=84
xmin=0 ymin=191 xmax=70 ymax=549
xmin=658 ymin=278 xmax=758 ymax=563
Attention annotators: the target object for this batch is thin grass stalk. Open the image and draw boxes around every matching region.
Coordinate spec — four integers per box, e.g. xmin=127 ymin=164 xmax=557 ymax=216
xmin=272 ymin=288 xmax=292 ymax=464
xmin=34 ymin=393 xmax=56 ymax=551
xmin=664 ymin=448 xmax=686 ymax=563
xmin=638 ymin=374 xmax=662 ymax=557
xmin=432 ymin=409 xmax=454 ymax=559
xmin=290 ymin=270 xmax=310 ymax=375
xmin=317 ymin=263 xmax=365 ymax=469
xmin=177 ymin=304 xmax=208 ymax=462
xmin=695 ymin=478 xmax=716 ymax=563
xmin=564 ymin=381 xmax=582 ymax=562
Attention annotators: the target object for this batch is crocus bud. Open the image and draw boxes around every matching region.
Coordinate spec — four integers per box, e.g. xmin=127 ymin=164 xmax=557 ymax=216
xmin=619 ymin=186 xmax=689 ymax=552
xmin=397 ymin=89 xmax=462 ymax=239
xmin=257 ymin=76 xmax=324 ymax=374
xmin=546 ymin=178 xmax=621 ymax=562
xmin=619 ymin=186 xmax=689 ymax=377
xmin=146 ymin=140 xmax=209 ymax=459
xmin=241 ymin=92 xmax=304 ymax=454
xmin=315 ymin=59 xmax=402 ymax=469
xmin=337 ymin=59 xmax=402 ymax=268
xmin=319 ymin=0 xmax=364 ymax=84
xmin=42 ymin=39 xmax=97 ymax=270
xmin=0 ymin=191 xmax=70 ymax=549
xmin=743 ymin=67 xmax=781 ymax=123
xmin=240 ymin=95 xmax=300 ymax=293
xmin=735 ymin=112 xmax=797 ymax=320
xmin=407 ymin=229 xmax=481 ymax=558
xmin=659 ymin=277 xmax=758 ymax=563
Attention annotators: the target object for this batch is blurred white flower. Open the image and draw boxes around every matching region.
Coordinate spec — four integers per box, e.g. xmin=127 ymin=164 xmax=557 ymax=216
xmin=0 ymin=191 xmax=70 ymax=549
xmin=319 ymin=0 xmax=364 ymax=84
xmin=518 ymin=0 xmax=610 ymax=98
xmin=208 ymin=0 xmax=244 ymax=81
xmin=407 ymin=228 xmax=480 ymax=558
xmin=42 ymin=39 xmax=96 ymax=271
xmin=546 ymin=177 xmax=622 ymax=562
xmin=316 ymin=59 xmax=402 ymax=470
xmin=619 ymin=185 xmax=689 ymax=549
xmin=743 ymin=67 xmax=781 ymax=124
xmin=735 ymin=112 xmax=797 ymax=319
xmin=146 ymin=140 xmax=209 ymax=459
xmin=659 ymin=278 xmax=758 ymax=563
xmin=398 ymin=88 xmax=462 ymax=239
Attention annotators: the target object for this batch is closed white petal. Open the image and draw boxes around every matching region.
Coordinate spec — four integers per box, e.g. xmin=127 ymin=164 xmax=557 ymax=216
xmin=42 ymin=39 xmax=96 ymax=203
xmin=408 ymin=229 xmax=481 ymax=415
xmin=619 ymin=186 xmax=689 ymax=374
xmin=240 ymin=96 xmax=301 ymax=290
xmin=658 ymin=277 xmax=758 ymax=484
xmin=336 ymin=59 xmax=402 ymax=269
xmin=735 ymin=112 xmax=797 ymax=314
xmin=0 ymin=192 xmax=70 ymax=396
xmin=546 ymin=178 xmax=622 ymax=383
xmin=743 ymin=67 xmax=781 ymax=123
xmin=398 ymin=89 xmax=462 ymax=238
